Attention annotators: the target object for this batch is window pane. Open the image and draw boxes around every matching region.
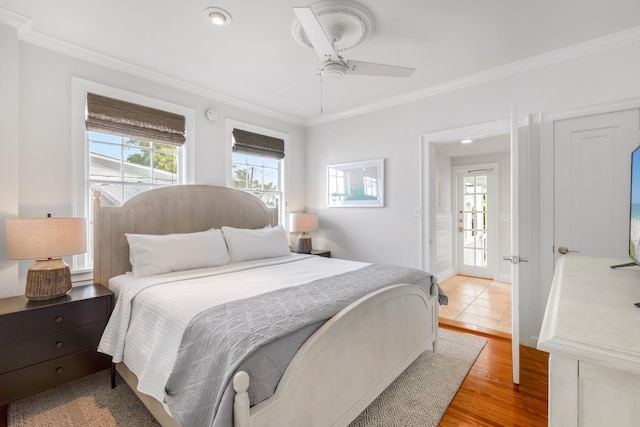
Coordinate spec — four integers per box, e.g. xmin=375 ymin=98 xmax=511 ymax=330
xmin=263 ymin=157 xmax=278 ymax=168
xmin=475 ymin=231 xmax=486 ymax=249
xmin=249 ymin=168 xmax=263 ymax=190
xmin=232 ymin=164 xmax=248 ymax=189
xmin=463 ymin=212 xmax=473 ymax=230
xmin=475 ymin=175 xmax=487 ymax=192
xmin=464 ymin=248 xmax=474 ymax=266
xmin=232 ymin=152 xmax=246 ymax=163
xmin=123 ymin=146 xmax=151 ymax=183
xmin=476 ymin=249 xmax=487 ymax=267
xmin=464 ymin=195 xmax=474 ymax=211
xmin=463 ymin=177 xmax=474 ymax=193
xmin=89 ymin=131 xmax=120 ymax=143
xmin=154 ymin=142 xmax=177 ymax=153
xmin=153 ymin=167 xmax=178 ymax=184
xmin=89 ymin=142 xmax=121 ymax=181
xmin=463 ymin=229 xmax=474 ymax=247
xmin=247 ymin=155 xmax=264 ymax=167
xmin=262 ymin=168 xmax=278 ymax=191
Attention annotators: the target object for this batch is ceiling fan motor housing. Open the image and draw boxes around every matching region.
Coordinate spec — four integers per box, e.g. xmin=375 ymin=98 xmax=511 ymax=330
xmin=321 ymin=60 xmax=347 ymax=78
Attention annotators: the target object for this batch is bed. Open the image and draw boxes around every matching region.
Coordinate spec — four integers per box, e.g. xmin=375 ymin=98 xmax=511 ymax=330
xmin=93 ymin=185 xmax=441 ymax=427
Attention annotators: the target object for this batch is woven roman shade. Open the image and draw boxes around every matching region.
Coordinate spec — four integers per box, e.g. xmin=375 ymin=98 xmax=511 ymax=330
xmin=232 ymin=129 xmax=285 ymax=159
xmin=86 ymin=93 xmax=186 ymax=145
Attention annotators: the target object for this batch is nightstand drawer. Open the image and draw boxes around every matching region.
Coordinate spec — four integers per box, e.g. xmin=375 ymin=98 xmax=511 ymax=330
xmin=0 ymin=297 xmax=110 ymax=346
xmin=0 ymin=347 xmax=110 ymax=403
xmin=0 ymin=321 xmax=107 ymax=374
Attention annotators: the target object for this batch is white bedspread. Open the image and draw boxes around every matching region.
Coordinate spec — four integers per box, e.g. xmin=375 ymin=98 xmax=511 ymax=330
xmin=98 ymin=254 xmax=368 ymax=405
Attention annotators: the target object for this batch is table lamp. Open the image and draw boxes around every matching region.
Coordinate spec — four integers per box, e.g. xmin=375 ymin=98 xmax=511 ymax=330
xmin=289 ymin=212 xmax=319 ymax=254
xmin=6 ymin=215 xmax=87 ymax=301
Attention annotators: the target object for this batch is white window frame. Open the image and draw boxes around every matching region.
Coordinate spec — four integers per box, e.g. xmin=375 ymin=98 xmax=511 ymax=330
xmin=225 ymin=119 xmax=287 ymax=224
xmin=71 ymin=78 xmax=195 ymax=274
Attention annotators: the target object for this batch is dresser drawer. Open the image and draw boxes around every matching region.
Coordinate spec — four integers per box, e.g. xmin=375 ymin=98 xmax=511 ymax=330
xmin=0 ymin=321 xmax=107 ymax=374
xmin=0 ymin=347 xmax=111 ymax=403
xmin=0 ymin=297 xmax=110 ymax=346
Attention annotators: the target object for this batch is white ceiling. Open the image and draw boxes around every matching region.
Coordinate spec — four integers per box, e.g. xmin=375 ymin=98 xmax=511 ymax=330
xmin=2 ymin=0 xmax=640 ymax=125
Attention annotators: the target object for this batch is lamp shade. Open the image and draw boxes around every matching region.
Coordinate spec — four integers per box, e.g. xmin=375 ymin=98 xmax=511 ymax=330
xmin=6 ymin=217 xmax=87 ymax=260
xmin=289 ymin=213 xmax=319 ymax=233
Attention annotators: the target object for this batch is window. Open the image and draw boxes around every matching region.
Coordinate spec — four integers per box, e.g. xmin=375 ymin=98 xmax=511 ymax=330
xmin=88 ymin=132 xmax=181 ymax=206
xmin=230 ymin=127 xmax=285 ymax=213
xmin=72 ymin=79 xmax=194 ymax=273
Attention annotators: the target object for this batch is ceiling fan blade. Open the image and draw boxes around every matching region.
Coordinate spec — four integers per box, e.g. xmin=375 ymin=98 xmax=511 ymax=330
xmin=293 ymin=7 xmax=338 ymax=61
xmin=345 ymin=60 xmax=415 ymax=78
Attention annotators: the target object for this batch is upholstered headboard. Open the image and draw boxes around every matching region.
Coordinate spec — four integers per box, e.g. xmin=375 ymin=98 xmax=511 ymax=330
xmin=92 ymin=185 xmax=278 ymax=287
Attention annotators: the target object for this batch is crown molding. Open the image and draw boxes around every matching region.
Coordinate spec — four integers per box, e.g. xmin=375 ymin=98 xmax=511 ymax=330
xmin=0 ymin=7 xmax=31 ymax=34
xmin=305 ymin=25 xmax=640 ymax=126
xmin=16 ymin=28 xmax=304 ymax=127
xmin=4 ymin=3 xmax=640 ymax=129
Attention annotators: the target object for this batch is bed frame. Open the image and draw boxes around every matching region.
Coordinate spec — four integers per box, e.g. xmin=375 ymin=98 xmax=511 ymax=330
xmin=93 ymin=184 xmax=439 ymax=427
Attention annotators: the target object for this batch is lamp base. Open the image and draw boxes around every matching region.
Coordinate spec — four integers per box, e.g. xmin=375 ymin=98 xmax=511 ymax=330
xmin=295 ymin=234 xmax=313 ymax=254
xmin=25 ymin=258 xmax=72 ymax=301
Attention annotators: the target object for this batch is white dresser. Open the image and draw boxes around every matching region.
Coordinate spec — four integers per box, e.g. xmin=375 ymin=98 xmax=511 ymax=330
xmin=538 ymin=255 xmax=640 ymax=426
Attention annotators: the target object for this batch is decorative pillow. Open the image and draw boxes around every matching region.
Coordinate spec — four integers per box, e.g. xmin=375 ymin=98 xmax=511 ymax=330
xmin=221 ymin=225 xmax=290 ymax=263
xmin=126 ymin=228 xmax=230 ymax=277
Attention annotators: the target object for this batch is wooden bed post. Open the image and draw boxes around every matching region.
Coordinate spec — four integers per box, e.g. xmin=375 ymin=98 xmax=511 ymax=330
xmin=233 ymin=371 xmax=251 ymax=427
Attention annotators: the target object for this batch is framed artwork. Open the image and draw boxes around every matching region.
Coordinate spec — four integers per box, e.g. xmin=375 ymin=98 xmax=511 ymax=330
xmin=327 ymin=159 xmax=384 ymax=207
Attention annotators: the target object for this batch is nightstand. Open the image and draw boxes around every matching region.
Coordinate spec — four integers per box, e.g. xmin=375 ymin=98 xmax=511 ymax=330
xmin=0 ymin=284 xmax=113 ymax=426
xmin=291 ymin=249 xmax=331 ymax=257
xmin=310 ymin=249 xmax=331 ymax=257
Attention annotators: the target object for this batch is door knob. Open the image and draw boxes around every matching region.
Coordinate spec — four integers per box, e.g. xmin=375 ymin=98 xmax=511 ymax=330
xmin=558 ymin=246 xmax=579 ymax=255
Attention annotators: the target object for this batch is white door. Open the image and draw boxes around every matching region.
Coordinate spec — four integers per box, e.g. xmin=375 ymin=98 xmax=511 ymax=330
xmin=455 ymin=166 xmax=497 ymax=278
xmin=506 ymin=105 xmax=523 ymax=384
xmin=554 ymin=109 xmax=640 ymax=262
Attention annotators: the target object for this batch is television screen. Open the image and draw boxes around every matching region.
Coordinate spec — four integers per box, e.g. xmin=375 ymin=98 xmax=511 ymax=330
xmin=631 ymin=146 xmax=640 ymax=264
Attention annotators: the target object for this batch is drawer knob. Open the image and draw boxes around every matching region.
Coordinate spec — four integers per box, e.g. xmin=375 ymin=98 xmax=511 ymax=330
xmin=56 ymin=341 xmax=63 ymax=349
xmin=55 ymin=316 xmax=63 ymax=323
xmin=56 ymin=367 xmax=63 ymax=375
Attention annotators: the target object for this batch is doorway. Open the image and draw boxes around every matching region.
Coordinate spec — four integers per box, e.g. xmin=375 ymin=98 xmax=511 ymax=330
xmin=432 ymin=137 xmax=511 ymax=337
xmin=422 ymin=115 xmax=528 ymax=384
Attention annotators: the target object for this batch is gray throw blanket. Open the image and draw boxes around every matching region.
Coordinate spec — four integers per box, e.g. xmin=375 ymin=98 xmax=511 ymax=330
xmin=164 ymin=264 xmax=438 ymax=427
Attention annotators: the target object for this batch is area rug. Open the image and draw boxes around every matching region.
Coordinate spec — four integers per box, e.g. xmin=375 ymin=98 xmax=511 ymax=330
xmin=8 ymin=329 xmax=486 ymax=427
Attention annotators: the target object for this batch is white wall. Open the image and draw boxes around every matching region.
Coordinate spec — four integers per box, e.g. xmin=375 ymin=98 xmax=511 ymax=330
xmin=3 ymin=31 xmax=306 ymax=296
xmin=305 ymin=41 xmax=640 ymax=346
xmin=0 ymin=24 xmax=19 ymax=297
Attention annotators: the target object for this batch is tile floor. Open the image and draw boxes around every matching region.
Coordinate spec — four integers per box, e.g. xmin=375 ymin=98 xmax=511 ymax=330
xmin=438 ymin=275 xmax=512 ymax=335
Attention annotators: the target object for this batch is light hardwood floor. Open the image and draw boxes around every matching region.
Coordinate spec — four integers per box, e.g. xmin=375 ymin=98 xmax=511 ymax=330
xmin=440 ymin=324 xmax=549 ymax=426
xmin=439 ymin=275 xmax=512 ymax=338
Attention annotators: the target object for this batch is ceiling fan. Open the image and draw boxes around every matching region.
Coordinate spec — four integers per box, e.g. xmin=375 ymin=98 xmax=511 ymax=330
xmin=293 ymin=6 xmax=415 ymax=79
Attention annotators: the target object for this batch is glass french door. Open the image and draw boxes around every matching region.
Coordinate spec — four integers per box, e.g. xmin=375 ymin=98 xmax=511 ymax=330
xmin=457 ymin=170 xmax=492 ymax=278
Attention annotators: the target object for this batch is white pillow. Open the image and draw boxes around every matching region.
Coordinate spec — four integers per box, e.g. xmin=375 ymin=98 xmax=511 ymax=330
xmin=221 ymin=225 xmax=290 ymax=263
xmin=126 ymin=228 xmax=230 ymax=277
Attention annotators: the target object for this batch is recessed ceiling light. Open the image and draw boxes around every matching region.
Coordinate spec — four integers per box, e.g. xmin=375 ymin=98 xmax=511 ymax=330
xmin=461 ymin=139 xmax=473 ymax=144
xmin=204 ymin=7 xmax=232 ymax=26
